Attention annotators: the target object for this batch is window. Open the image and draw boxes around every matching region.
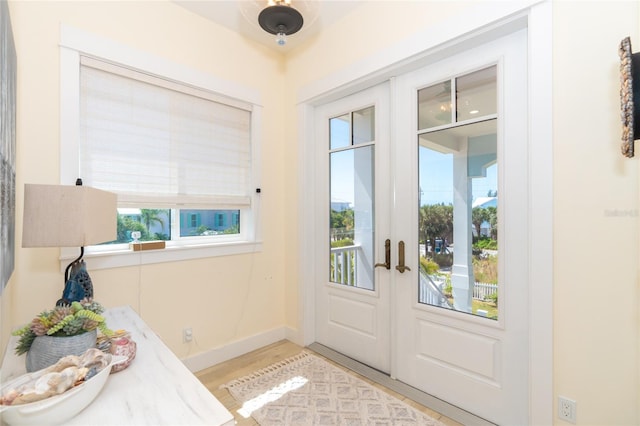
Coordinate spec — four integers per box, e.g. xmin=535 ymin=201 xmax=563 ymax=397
xmin=60 ymin=26 xmax=262 ymax=268
xmin=215 ymin=213 xmax=225 ymax=228
xmin=190 ymin=214 xmax=198 ymax=229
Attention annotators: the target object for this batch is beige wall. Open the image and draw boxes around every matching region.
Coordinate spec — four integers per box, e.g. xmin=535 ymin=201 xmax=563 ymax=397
xmin=552 ymin=1 xmax=639 ymax=424
xmin=2 ymin=1 xmax=639 ymax=425
xmin=1 ymin=0 xmax=287 ymax=359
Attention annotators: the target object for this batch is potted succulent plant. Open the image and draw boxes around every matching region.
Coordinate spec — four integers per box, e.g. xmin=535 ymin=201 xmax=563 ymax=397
xmin=12 ymin=298 xmax=112 ymax=372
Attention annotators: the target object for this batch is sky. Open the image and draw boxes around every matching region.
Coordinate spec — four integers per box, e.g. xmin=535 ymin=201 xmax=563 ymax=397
xmin=419 ymin=147 xmax=497 ymax=206
xmin=329 ymin=115 xmax=498 ymax=208
xmin=330 ymin=145 xmax=498 ymax=207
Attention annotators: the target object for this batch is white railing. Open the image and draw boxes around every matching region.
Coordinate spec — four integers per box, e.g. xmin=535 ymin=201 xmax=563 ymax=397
xmin=473 ymin=282 xmax=498 ymax=301
xmin=330 ymin=245 xmax=360 ymax=285
xmin=420 ymin=273 xmax=497 ymax=305
xmin=419 ymin=271 xmax=453 ymax=308
xmin=330 ymin=248 xmax=498 ymax=303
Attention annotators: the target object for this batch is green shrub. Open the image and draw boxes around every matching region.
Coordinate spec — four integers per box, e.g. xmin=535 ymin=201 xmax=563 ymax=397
xmin=440 ymin=275 xmax=452 ymax=297
xmin=331 ymin=238 xmax=355 ymax=248
xmin=420 ymin=257 xmax=440 ymax=275
xmin=431 ymin=253 xmax=453 ymax=268
xmin=472 ymin=255 xmax=498 ymax=284
xmin=473 ymin=237 xmax=498 ymax=250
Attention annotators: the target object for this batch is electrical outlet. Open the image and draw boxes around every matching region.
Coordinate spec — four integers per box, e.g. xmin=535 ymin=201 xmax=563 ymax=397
xmin=183 ymin=327 xmax=193 ymax=343
xmin=558 ymin=396 xmax=576 ymax=423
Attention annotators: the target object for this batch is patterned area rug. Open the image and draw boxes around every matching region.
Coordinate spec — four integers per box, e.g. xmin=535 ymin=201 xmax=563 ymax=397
xmin=222 ymin=351 xmax=445 ymax=426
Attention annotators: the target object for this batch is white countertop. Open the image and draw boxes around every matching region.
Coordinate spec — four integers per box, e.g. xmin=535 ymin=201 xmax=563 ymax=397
xmin=1 ymin=306 xmax=235 ymax=426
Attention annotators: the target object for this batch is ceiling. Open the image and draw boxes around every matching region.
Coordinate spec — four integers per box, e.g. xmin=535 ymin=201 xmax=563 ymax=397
xmin=173 ymin=1 xmax=362 ymax=53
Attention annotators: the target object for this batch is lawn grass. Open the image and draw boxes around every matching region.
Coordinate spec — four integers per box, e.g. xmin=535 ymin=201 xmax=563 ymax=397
xmin=446 ymin=298 xmax=499 ymax=320
xmin=472 ymin=299 xmax=498 ymax=319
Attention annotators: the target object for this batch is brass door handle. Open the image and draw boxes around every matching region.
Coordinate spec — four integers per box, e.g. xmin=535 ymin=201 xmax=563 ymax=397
xmin=395 ymin=241 xmax=411 ymax=273
xmin=374 ymin=239 xmax=391 ymax=270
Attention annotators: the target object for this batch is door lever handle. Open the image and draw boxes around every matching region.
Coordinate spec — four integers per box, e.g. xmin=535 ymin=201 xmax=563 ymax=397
xmin=395 ymin=241 xmax=411 ymax=273
xmin=374 ymin=239 xmax=391 ymax=270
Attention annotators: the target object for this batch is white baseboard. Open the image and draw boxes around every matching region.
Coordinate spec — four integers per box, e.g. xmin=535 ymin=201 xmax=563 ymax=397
xmin=181 ymin=326 xmax=299 ymax=372
xmin=284 ymin=326 xmax=303 ymax=346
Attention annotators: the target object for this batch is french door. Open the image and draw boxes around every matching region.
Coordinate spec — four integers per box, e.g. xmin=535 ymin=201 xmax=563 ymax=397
xmin=314 ymin=30 xmax=529 ymax=425
xmin=314 ymin=82 xmax=392 ymax=373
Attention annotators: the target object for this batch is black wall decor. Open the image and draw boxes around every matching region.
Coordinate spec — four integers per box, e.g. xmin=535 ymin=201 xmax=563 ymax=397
xmin=619 ymin=36 xmax=640 ymax=158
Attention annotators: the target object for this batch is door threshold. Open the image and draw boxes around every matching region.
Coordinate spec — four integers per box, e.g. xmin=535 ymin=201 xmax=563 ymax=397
xmin=308 ymin=342 xmax=495 ymax=426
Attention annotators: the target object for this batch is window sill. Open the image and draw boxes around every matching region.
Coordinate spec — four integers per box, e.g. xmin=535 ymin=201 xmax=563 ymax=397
xmin=59 ymin=240 xmax=263 ymax=272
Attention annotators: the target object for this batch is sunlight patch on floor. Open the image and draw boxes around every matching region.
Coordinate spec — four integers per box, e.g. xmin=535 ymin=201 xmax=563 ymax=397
xmin=237 ymin=376 xmax=309 ymax=418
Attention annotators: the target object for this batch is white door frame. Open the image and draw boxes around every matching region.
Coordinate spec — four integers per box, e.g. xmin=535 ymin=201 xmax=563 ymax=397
xmin=297 ymin=2 xmax=552 ymax=424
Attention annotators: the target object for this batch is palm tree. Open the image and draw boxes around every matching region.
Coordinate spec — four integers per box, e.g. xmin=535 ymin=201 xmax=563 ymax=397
xmin=486 ymin=206 xmax=498 ymax=240
xmin=472 ymin=207 xmax=489 ymax=239
xmin=140 ymin=209 xmax=165 ymax=235
xmin=420 ymin=203 xmax=453 ymax=255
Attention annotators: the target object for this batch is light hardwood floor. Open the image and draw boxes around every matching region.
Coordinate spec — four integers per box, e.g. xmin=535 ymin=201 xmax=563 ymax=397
xmin=195 ymin=340 xmax=463 ymax=426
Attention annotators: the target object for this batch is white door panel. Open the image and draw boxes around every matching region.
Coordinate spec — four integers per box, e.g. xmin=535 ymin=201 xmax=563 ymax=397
xmin=393 ymin=30 xmax=528 ymax=425
xmin=314 ymin=83 xmax=391 ymax=373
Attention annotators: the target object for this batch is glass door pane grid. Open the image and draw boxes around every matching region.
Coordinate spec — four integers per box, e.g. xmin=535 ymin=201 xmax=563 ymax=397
xmin=418 ymin=65 xmax=497 ymax=133
xmin=329 ymin=107 xmax=376 ymax=291
xmin=417 ymin=67 xmax=498 ymax=321
xmin=416 ymin=115 xmax=498 ymax=138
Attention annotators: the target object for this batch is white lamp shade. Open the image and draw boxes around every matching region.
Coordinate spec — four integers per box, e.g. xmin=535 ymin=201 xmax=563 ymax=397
xmin=22 ymin=184 xmax=117 ymax=248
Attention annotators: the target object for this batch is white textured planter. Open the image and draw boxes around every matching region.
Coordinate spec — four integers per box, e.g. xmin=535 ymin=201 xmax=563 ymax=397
xmin=26 ymin=329 xmax=97 ymax=372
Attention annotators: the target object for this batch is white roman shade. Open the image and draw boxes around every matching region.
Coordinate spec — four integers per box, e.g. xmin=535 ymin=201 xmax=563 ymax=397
xmin=79 ymin=56 xmax=252 ymax=210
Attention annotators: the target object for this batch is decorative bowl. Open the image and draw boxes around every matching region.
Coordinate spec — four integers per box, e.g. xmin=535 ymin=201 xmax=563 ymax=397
xmin=26 ymin=329 xmax=98 ymax=372
xmin=0 ymin=354 xmax=126 ymax=425
xmin=109 ymin=331 xmax=136 ymax=373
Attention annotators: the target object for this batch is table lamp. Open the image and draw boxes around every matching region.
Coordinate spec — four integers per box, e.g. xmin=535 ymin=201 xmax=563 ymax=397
xmin=22 ymin=179 xmax=117 ymax=305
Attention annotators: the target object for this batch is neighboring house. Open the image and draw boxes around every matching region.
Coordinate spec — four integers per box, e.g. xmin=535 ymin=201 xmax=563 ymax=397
xmin=179 ymin=210 xmax=239 ymax=236
xmin=331 ymin=200 xmax=352 ymax=212
xmin=471 ymin=196 xmax=497 ymax=237
xmin=471 ymin=196 xmax=497 ymax=209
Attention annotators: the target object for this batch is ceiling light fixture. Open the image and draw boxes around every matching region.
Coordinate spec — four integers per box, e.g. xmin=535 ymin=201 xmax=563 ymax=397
xmin=258 ymin=0 xmax=304 ymax=46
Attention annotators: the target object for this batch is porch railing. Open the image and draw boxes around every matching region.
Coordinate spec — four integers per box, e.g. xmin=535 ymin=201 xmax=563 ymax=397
xmin=419 ymin=271 xmax=453 ymax=308
xmin=330 ymin=245 xmax=360 ymax=285
xmin=473 ymin=282 xmax=498 ymax=301
xmin=330 ymin=245 xmax=498 ymax=304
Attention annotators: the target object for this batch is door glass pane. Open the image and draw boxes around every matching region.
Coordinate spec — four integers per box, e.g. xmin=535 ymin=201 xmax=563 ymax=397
xmin=417 ymin=119 xmax=498 ymax=320
xmin=330 ymin=146 xmax=375 ymax=290
xmin=456 ymin=66 xmax=497 ymax=121
xmin=330 ymin=113 xmax=350 ymax=150
xmin=418 ymin=81 xmax=452 ymax=130
xmin=353 ymin=106 xmax=375 ymax=145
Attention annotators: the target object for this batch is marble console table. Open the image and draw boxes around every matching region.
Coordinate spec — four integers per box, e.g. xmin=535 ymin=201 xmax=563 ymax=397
xmin=1 ymin=306 xmax=234 ymax=425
